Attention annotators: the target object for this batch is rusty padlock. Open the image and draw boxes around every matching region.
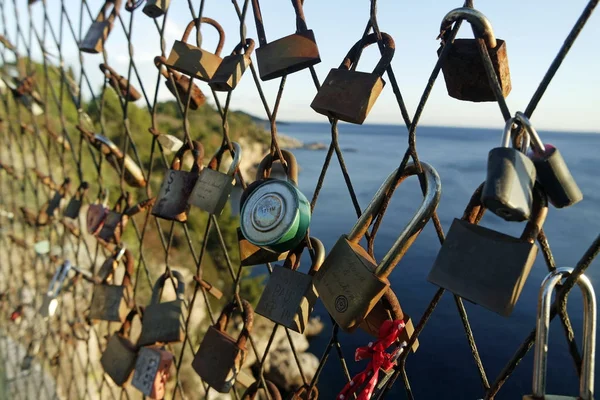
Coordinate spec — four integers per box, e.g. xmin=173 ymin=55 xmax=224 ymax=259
xmin=251 ymin=0 xmax=321 ymax=80
xmin=255 ymin=237 xmax=324 ymax=333
xmin=79 ymin=0 xmax=122 ymax=53
xmin=286 ymin=385 xmax=319 ymax=400
xmin=143 ymin=0 xmax=169 ymax=18
xmin=311 ymin=32 xmax=394 ymax=125
xmin=192 ymin=299 xmax=253 ymax=393
xmin=360 ymin=288 xmax=419 ymax=353
xmin=99 ymin=63 xmax=141 ymax=102
xmin=97 ymin=193 xmax=130 ymax=245
xmin=89 ymin=248 xmax=134 ymax=322
xmin=152 ymin=140 xmax=204 ymax=222
xmin=100 ymin=307 xmax=143 ymax=386
xmin=188 ymin=141 xmax=241 ymax=215
xmin=438 ymin=7 xmax=511 ymax=102
xmin=64 ymin=182 xmax=89 ymax=219
xmin=131 ymin=345 xmax=173 ymax=399
xmin=314 ymin=162 xmax=441 ymax=331
xmin=241 ymin=380 xmax=282 ymax=400
xmin=154 ymin=56 xmax=206 ymax=110
xmin=209 ymin=39 xmax=255 ymax=92
xmin=138 ymin=270 xmax=186 ymax=346
xmin=427 ymin=184 xmax=547 ymax=317
xmin=87 ymin=189 xmax=110 ymax=235
xmin=165 ymin=17 xmax=225 ymax=82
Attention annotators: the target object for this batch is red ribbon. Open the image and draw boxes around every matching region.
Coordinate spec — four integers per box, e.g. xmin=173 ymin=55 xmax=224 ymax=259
xmin=337 ymin=319 xmax=405 ymax=400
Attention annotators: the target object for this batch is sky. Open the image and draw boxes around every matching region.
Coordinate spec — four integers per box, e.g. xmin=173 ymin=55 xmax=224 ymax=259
xmin=7 ymin=0 xmax=600 ymax=132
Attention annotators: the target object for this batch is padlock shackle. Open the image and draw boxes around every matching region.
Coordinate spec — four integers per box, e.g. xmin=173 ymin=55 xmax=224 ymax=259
xmin=502 ymin=117 xmax=532 ymax=152
xmin=241 ymin=380 xmax=282 ymax=400
xmin=117 ymin=306 xmax=143 ymax=338
xmin=215 ymin=299 xmax=254 ymax=348
xmin=124 ymin=0 xmax=144 ymax=12
xmin=99 ymin=63 xmax=120 ymax=81
xmin=57 ymin=177 xmax=71 ymax=196
xmin=101 ymin=248 xmax=134 ymax=287
xmin=346 ymin=163 xmax=441 ymax=280
xmin=95 ymin=0 xmax=122 ymax=24
xmin=151 ymin=270 xmax=185 ymax=305
xmin=171 ymin=140 xmax=204 ymax=173
xmin=207 ymin=141 xmax=242 ymax=177
xmin=230 ymin=39 xmax=256 ymax=58
xmin=154 ymin=55 xmax=183 ymax=80
xmin=181 ymin=18 xmax=225 ymax=57
xmin=256 ymin=150 xmax=299 ymax=186
xmin=514 ymin=112 xmax=546 ymax=154
xmin=48 ymin=260 xmax=72 ymax=298
xmin=340 ymin=32 xmax=395 ymax=78
xmin=283 ymin=237 xmax=325 ymax=275
xmin=291 ymin=384 xmax=319 ymax=400
xmin=251 ymin=0 xmax=311 ymax=47
xmin=533 ymin=268 xmax=596 ymax=399
xmin=73 ymin=181 xmax=89 ymax=201
xmin=440 ymin=7 xmax=497 ymax=49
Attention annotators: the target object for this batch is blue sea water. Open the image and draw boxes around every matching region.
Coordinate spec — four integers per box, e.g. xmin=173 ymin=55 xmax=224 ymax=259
xmin=271 ymin=121 xmax=600 ymax=399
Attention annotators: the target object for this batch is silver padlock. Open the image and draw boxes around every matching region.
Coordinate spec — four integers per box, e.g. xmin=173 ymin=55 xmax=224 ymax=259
xmin=524 ymin=267 xmax=596 ymax=400
xmin=188 ymin=142 xmax=242 ymax=215
xmin=39 ymin=261 xmax=72 ymax=318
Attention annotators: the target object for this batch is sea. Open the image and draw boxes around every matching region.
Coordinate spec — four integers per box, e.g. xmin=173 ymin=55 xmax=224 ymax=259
xmin=268 ymin=121 xmax=600 ymax=399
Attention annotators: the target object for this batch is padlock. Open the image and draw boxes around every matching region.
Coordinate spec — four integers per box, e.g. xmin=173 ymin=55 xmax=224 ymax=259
xmin=39 ymin=260 xmax=72 ymax=318
xmin=241 ymin=380 xmax=281 ymax=400
xmin=44 ymin=178 xmax=72 ymax=222
xmin=314 ymin=162 xmax=441 ymax=331
xmin=78 ymin=126 xmax=147 ymax=187
xmin=97 ymin=193 xmax=130 ymax=245
xmin=428 ymin=183 xmax=548 ymax=317
xmin=287 ymin=385 xmax=319 ymax=400
xmin=481 ymin=115 xmax=537 ymax=222
xmin=89 ymin=248 xmax=134 ymax=322
xmin=238 ymin=227 xmax=289 ymax=267
xmin=152 ymin=140 xmax=204 ymax=222
xmin=97 ymin=247 xmax=127 ymax=283
xmin=79 ymin=0 xmax=121 ymax=54
xmin=64 ymin=182 xmax=89 ymax=219
xmin=165 ymin=17 xmax=225 ymax=82
xmin=255 ymin=237 xmax=324 ymax=333
xmin=138 ymin=270 xmax=186 ymax=346
xmin=251 ymin=0 xmax=321 ymax=80
xmin=99 ymin=63 xmax=141 ymax=102
xmin=437 ymin=7 xmax=511 ymax=102
xmin=310 ymin=32 xmax=394 ymax=125
xmin=240 ymin=150 xmax=311 ymax=253
xmin=154 ymin=56 xmax=206 ymax=110
xmin=513 ymin=112 xmax=583 ymax=209
xmin=86 ymin=190 xmax=110 ymax=235
xmin=143 ymin=0 xmax=169 ymax=18
xmin=523 ymin=267 xmax=596 ymax=400
xmin=359 ymin=287 xmax=419 ymax=353
xmin=188 ymin=141 xmax=241 ymax=215
xmin=209 ymin=39 xmax=255 ymax=92
xmin=100 ymin=308 xmax=143 ymax=386
xmin=131 ymin=345 xmax=173 ymax=399
xmin=192 ymin=299 xmax=253 ymax=393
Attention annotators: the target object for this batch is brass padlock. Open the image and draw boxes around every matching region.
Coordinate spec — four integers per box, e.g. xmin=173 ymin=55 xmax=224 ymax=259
xmin=427 ymin=184 xmax=547 ymax=317
xmin=240 ymin=150 xmax=311 ymax=254
xmin=100 ymin=308 xmax=143 ymax=386
xmin=39 ymin=260 xmax=72 ymax=318
xmin=192 ymin=299 xmax=254 ymax=393
xmin=209 ymin=39 xmax=255 ymax=92
xmin=438 ymin=7 xmax=511 ymax=102
xmin=89 ymin=248 xmax=134 ymax=322
xmin=251 ymin=0 xmax=321 ymax=80
xmin=165 ymin=17 xmax=225 ymax=82
xmin=314 ymin=162 xmax=441 ymax=331
xmin=86 ymin=190 xmax=110 ymax=235
xmin=131 ymin=345 xmax=174 ymax=399
xmin=359 ymin=288 xmax=419 ymax=353
xmin=138 ymin=270 xmax=186 ymax=346
xmin=241 ymin=380 xmax=282 ymax=400
xmin=100 ymin=63 xmax=141 ymax=102
xmin=188 ymin=141 xmax=241 ymax=215
xmin=523 ymin=268 xmax=596 ymax=400
xmin=64 ymin=182 xmax=89 ymax=219
xmin=154 ymin=56 xmax=206 ymax=110
xmin=152 ymin=140 xmax=204 ymax=222
xmin=255 ymin=237 xmax=324 ymax=333
xmin=79 ymin=0 xmax=121 ymax=53
xmin=310 ymin=32 xmax=394 ymax=125
xmin=238 ymin=227 xmax=289 ymax=267
xmin=97 ymin=193 xmax=130 ymax=245
xmin=143 ymin=0 xmax=169 ymax=18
